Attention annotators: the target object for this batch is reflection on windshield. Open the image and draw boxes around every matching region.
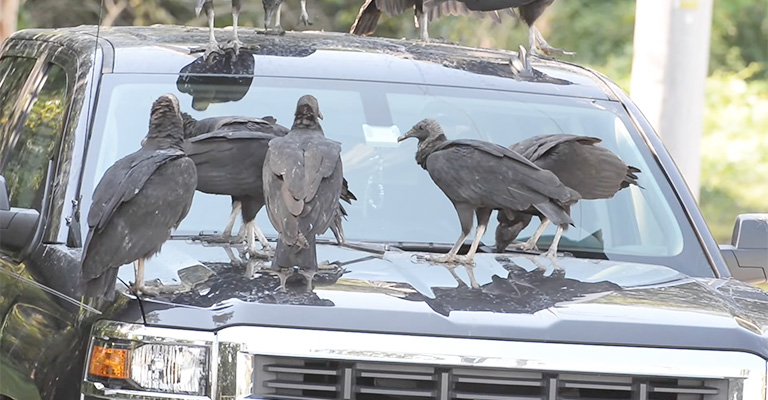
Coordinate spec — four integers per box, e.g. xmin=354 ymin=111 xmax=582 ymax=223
xmin=85 ymin=73 xmax=711 ymax=277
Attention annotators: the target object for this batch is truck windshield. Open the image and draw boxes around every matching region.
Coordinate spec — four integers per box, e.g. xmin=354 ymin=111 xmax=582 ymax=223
xmin=83 ymin=73 xmax=712 ymax=278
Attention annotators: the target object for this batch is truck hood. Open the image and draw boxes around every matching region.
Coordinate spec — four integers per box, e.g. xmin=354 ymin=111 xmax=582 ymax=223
xmin=128 ymin=239 xmax=768 ymax=358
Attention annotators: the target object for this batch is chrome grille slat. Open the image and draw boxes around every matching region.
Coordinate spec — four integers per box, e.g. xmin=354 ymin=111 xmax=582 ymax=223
xmin=357 ymin=387 xmax=435 ymax=396
xmin=265 ymin=380 xmax=338 ymax=391
xmin=453 ymin=393 xmax=541 ymax=400
xmin=266 ymin=365 xmax=340 ymax=375
xmin=562 ymin=382 xmax=633 ymax=391
xmin=455 ymin=376 xmax=545 ymax=387
xmin=651 ymin=385 xmax=720 ymax=394
xmin=358 ymin=371 xmax=435 ymax=380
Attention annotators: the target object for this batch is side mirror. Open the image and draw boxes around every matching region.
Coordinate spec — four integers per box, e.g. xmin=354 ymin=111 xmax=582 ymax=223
xmin=719 ymin=214 xmax=768 ymax=284
xmin=0 ymin=175 xmax=40 ymax=253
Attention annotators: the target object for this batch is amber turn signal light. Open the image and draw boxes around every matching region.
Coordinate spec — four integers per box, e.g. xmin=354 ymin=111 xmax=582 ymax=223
xmin=89 ymin=345 xmax=130 ymax=379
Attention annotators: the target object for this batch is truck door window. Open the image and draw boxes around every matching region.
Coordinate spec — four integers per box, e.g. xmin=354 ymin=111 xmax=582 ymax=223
xmin=0 ymin=63 xmax=68 ymax=210
xmin=0 ymin=56 xmax=37 ymax=154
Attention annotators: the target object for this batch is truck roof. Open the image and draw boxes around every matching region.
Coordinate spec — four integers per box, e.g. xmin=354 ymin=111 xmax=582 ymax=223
xmin=9 ymin=25 xmax=614 ymax=100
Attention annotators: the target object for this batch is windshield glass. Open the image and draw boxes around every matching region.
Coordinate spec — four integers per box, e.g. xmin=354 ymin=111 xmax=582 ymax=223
xmin=83 ymin=72 xmax=711 ymax=278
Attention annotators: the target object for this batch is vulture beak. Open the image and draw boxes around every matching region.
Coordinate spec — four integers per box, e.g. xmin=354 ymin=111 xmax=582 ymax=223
xmin=318 ymin=110 xmax=324 ymax=120
xmin=397 ymin=129 xmax=416 ymax=142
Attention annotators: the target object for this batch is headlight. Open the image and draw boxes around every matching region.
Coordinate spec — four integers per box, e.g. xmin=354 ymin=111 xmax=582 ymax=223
xmin=130 ymin=343 xmax=207 ymax=393
xmin=83 ymin=320 xmax=214 ymax=399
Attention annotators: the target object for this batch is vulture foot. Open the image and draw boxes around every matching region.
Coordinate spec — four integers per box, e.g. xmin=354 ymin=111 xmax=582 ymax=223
xmin=244 ymin=246 xmax=273 ymax=260
xmin=190 ymin=41 xmax=223 ymax=61
xmin=531 ymin=43 xmax=575 ymax=58
xmin=418 ymin=253 xmax=473 ymax=265
xmin=299 ymin=11 xmax=313 ymax=26
xmin=221 ymin=39 xmax=244 ymax=55
xmin=318 ymin=261 xmax=339 ymax=271
xmin=514 ymin=241 xmax=538 ymax=252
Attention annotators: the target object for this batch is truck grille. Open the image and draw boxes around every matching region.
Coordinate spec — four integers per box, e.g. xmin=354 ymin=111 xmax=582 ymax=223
xmin=252 ymin=356 xmax=727 ymax=400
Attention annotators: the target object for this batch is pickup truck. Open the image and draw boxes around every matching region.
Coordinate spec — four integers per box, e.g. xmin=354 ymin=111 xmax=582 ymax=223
xmin=0 ymin=25 xmax=767 ymax=400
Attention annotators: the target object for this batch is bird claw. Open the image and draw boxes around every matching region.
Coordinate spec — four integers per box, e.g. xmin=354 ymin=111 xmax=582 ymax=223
xmin=318 ymin=261 xmax=339 ymax=271
xmin=245 ymin=246 xmax=273 ymax=260
xmin=531 ymin=44 xmax=575 ymax=58
xmin=189 ymin=42 xmax=223 ymax=61
xmin=220 ymin=39 xmax=244 ymax=55
xmin=417 ymin=253 xmax=473 ymax=265
xmin=514 ymin=242 xmax=538 ymax=252
xmin=299 ymin=12 xmax=313 ymax=26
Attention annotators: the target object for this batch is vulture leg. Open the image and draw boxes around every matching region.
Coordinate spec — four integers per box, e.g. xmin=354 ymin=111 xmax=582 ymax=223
xmin=244 ymin=220 xmax=273 ymax=258
xmin=194 ymin=2 xmax=221 ymax=59
xmin=274 ymin=3 xmax=284 ymax=32
xmin=416 ymin=9 xmax=429 ymax=41
xmin=425 ymin=204 xmax=473 ymax=263
xmin=529 ymin=25 xmax=573 ymax=57
xmin=299 ymin=0 xmax=312 ymax=25
xmin=228 ymin=0 xmax=244 ymax=54
xmin=542 ymin=224 xmax=564 ymax=260
xmin=461 ymin=207 xmax=492 ymax=263
xmin=132 ymin=258 xmax=147 ymax=295
xmin=517 ymin=218 xmax=550 ymax=251
xmin=222 ymin=200 xmax=243 ymax=237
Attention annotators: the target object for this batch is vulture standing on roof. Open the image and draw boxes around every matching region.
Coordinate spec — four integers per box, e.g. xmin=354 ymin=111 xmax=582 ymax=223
xmin=194 ymin=0 xmax=245 ymax=56
xmin=263 ymin=95 xmax=344 ymax=272
xmin=350 ymin=0 xmax=510 ymax=41
xmin=398 ymin=119 xmax=579 ymax=263
xmin=495 ymin=134 xmax=641 ymax=253
xmin=350 ymin=0 xmax=567 ymax=55
xmin=81 ymin=94 xmax=197 ymax=300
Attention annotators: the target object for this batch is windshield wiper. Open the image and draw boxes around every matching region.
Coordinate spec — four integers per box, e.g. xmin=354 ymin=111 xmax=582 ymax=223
xmin=315 ymin=238 xmax=387 ymax=256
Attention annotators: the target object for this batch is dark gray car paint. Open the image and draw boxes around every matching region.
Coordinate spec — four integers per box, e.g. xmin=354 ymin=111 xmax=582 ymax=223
xmin=1 ymin=25 xmax=766 ymax=400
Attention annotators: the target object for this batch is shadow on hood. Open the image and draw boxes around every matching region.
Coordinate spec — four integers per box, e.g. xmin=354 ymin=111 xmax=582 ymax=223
xmin=400 ymin=257 xmax=621 ymax=316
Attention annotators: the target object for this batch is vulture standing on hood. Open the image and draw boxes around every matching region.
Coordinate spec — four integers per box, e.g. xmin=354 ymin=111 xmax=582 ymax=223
xmin=81 ymin=94 xmax=197 ymax=299
xmin=182 ymin=113 xmax=289 ymax=240
xmin=495 ymin=134 xmax=641 ymax=253
xmin=398 ymin=119 xmax=579 ymax=263
xmin=263 ymin=95 xmax=344 ymax=273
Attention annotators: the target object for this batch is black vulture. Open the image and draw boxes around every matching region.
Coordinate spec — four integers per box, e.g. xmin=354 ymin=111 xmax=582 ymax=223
xmin=184 ymin=129 xmax=282 ymax=257
xmin=398 ymin=119 xmax=579 ymax=263
xmin=182 ymin=113 xmax=289 ymax=239
xmin=350 ymin=0 xmax=567 ymax=55
xmin=263 ymin=95 xmax=344 ymax=272
xmin=350 ymin=0 xmax=509 ymax=41
xmin=194 ymin=0 xmax=244 ymax=56
xmin=81 ymin=94 xmax=197 ymax=299
xmin=495 ymin=134 xmax=641 ymax=253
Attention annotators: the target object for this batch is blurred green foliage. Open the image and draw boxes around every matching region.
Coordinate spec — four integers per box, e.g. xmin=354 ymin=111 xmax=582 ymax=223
xmin=15 ymin=0 xmax=768 ymax=242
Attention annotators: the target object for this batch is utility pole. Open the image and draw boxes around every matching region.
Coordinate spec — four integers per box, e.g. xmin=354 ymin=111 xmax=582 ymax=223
xmin=630 ymin=0 xmax=714 ymax=199
xmin=1 ymin=0 xmax=20 ymax=43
